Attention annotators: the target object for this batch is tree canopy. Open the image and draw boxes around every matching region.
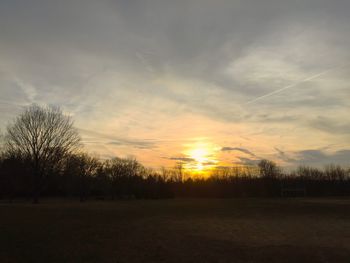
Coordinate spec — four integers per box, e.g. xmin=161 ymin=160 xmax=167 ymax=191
xmin=4 ymin=105 xmax=81 ymax=202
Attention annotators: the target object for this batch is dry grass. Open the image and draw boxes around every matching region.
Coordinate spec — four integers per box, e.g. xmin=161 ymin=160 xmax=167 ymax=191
xmin=0 ymin=198 xmax=350 ymax=263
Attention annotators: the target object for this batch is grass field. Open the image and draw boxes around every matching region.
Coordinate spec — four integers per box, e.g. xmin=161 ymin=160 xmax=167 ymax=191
xmin=1 ymin=198 xmax=350 ymax=263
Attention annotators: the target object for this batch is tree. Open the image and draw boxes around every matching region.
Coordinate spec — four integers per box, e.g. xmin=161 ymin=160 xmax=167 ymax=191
xmin=4 ymin=104 xmax=81 ymax=203
xmin=64 ymin=153 xmax=100 ymax=202
xmin=105 ymin=157 xmax=141 ymax=199
xmin=258 ymin=159 xmax=280 ymax=178
xmin=174 ymin=162 xmax=184 ymax=182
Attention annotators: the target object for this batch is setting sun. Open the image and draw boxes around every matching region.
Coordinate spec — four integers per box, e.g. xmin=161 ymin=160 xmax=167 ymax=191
xmin=189 ymin=148 xmax=207 ymax=163
xmin=189 ymin=148 xmax=208 ymax=171
xmin=183 ymin=142 xmax=219 ymax=173
xmin=1 ymin=1 xmax=350 ymax=262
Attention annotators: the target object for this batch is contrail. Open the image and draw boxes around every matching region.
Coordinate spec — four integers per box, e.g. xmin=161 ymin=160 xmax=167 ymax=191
xmin=244 ymin=65 xmax=345 ymax=105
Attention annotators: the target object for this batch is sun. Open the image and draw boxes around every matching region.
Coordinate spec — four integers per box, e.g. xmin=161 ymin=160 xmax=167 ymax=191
xmin=190 ymin=148 xmax=208 ymax=164
xmin=188 ymin=148 xmax=208 ymax=171
xmin=184 ymin=143 xmax=219 ymax=173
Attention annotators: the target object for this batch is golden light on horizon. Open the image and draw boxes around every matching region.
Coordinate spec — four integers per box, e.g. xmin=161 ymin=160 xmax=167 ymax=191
xmin=189 ymin=148 xmax=207 ymax=168
xmin=184 ymin=141 xmax=219 ymax=174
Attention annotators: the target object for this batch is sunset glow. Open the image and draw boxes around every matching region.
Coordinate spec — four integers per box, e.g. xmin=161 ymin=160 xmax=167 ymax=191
xmin=0 ymin=0 xmax=349 ymax=172
xmin=181 ymin=141 xmax=220 ymax=174
xmin=188 ymin=148 xmax=209 ymax=171
xmin=1 ymin=2 xmax=350 ymax=262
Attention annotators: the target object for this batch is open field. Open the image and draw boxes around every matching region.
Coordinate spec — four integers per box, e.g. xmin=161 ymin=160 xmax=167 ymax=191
xmin=1 ymin=198 xmax=350 ymax=263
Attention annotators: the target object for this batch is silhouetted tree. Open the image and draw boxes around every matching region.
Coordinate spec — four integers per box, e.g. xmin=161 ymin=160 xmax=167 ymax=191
xmin=258 ymin=159 xmax=280 ymax=178
xmin=1 ymin=139 xmax=350 ymax=200
xmin=104 ymin=157 xmax=124 ymax=199
xmin=175 ymin=163 xmax=184 ymax=182
xmin=64 ymin=153 xmax=99 ymax=202
xmin=257 ymin=160 xmax=281 ymax=196
xmin=4 ymin=105 xmax=81 ymax=203
xmin=105 ymin=157 xmax=141 ymax=198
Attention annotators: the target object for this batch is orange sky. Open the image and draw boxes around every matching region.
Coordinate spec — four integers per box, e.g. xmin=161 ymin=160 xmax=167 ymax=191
xmin=1 ymin=1 xmax=350 ymax=171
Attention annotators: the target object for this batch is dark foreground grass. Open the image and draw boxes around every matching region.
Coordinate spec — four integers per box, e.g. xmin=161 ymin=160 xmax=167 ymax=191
xmin=0 ymin=198 xmax=349 ymax=263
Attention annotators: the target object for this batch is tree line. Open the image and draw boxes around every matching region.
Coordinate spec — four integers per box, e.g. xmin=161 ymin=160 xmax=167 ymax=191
xmin=0 ymin=105 xmax=349 ymax=203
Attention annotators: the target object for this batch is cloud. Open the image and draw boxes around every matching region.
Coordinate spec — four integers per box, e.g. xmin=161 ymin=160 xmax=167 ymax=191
xmin=108 ymin=140 xmax=155 ymax=149
xmin=79 ymin=128 xmax=157 ymax=149
xmin=202 ymin=161 xmax=218 ymax=166
xmin=233 ymin=157 xmax=261 ymax=166
xmin=274 ymin=147 xmax=296 ymax=162
xmin=309 ymin=116 xmax=350 ymax=135
xmin=1 ymin=0 xmax=350 ymax=168
xmin=167 ymin=157 xmax=195 ymax=163
xmin=221 ymin=147 xmax=256 ymax=157
xmin=243 ymin=65 xmax=344 ymax=105
xmin=293 ymin=149 xmax=350 ymax=167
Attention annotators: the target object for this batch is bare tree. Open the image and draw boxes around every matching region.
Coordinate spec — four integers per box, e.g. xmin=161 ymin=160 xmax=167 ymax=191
xmin=4 ymin=104 xmax=81 ymax=203
xmin=258 ymin=159 xmax=280 ymax=178
xmin=105 ymin=157 xmax=141 ymax=199
xmin=65 ymin=153 xmax=99 ymax=202
xmin=175 ymin=162 xmax=184 ymax=182
xmin=0 ymin=130 xmax=4 ymax=153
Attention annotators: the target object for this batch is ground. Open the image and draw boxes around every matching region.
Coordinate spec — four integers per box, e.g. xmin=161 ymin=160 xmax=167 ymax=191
xmin=0 ymin=198 xmax=349 ymax=263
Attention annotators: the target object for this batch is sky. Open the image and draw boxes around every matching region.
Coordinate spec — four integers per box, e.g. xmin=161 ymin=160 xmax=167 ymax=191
xmin=0 ymin=0 xmax=349 ymax=172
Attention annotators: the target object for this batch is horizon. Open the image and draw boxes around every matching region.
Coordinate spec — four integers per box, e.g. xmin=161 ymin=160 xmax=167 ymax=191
xmin=1 ymin=0 xmax=350 ymax=172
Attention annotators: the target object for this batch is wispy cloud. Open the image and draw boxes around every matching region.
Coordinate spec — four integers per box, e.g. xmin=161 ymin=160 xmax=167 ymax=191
xmin=233 ymin=157 xmax=261 ymax=166
xmin=274 ymin=147 xmax=296 ymax=162
xmin=79 ymin=128 xmax=158 ymax=149
xmin=1 ymin=0 xmax=350 ymax=168
xmin=221 ymin=147 xmax=256 ymax=157
xmin=166 ymin=157 xmax=196 ymax=163
xmin=244 ymin=65 xmax=344 ymax=105
xmin=309 ymin=116 xmax=350 ymax=135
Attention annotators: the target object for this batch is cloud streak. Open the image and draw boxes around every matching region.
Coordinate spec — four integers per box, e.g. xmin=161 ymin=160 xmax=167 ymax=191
xmin=244 ymin=65 xmax=345 ymax=105
xmin=167 ymin=157 xmax=196 ymax=163
xmin=1 ymin=0 xmax=350 ymax=168
xmin=221 ymin=147 xmax=256 ymax=157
